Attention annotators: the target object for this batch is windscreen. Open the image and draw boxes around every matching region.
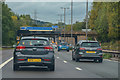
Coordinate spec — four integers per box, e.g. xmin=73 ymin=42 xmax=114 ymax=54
xmin=19 ymin=39 xmax=49 ymax=46
xmin=81 ymin=42 xmax=100 ymax=47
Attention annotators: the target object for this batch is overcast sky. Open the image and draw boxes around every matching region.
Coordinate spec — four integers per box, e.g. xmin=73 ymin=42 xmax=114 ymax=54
xmin=6 ymin=2 xmax=93 ymax=24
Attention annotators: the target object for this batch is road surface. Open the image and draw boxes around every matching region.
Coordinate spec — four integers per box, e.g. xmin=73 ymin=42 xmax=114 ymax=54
xmin=0 ymin=49 xmax=119 ymax=79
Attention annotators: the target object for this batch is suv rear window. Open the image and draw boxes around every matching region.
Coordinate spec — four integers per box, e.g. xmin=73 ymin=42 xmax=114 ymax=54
xmin=19 ymin=39 xmax=49 ymax=46
xmin=81 ymin=42 xmax=100 ymax=47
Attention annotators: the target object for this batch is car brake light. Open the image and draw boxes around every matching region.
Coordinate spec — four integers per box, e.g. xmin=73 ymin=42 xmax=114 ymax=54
xmin=32 ymin=38 xmax=38 ymax=40
xmin=44 ymin=59 xmax=51 ymax=61
xmin=44 ymin=46 xmax=53 ymax=51
xmin=79 ymin=48 xmax=85 ymax=50
xmin=97 ymin=48 xmax=102 ymax=50
xmin=16 ymin=46 xmax=25 ymax=50
xmin=18 ymin=59 xmax=25 ymax=61
xmin=59 ymin=45 xmax=62 ymax=46
xmin=100 ymin=56 xmax=102 ymax=57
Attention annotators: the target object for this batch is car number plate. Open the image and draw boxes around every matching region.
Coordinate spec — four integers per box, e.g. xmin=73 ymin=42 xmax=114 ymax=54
xmin=62 ymin=48 xmax=66 ymax=49
xmin=86 ymin=51 xmax=96 ymax=53
xmin=28 ymin=59 xmax=41 ymax=62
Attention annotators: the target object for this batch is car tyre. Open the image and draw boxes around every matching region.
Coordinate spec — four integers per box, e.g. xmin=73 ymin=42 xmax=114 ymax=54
xmin=58 ymin=50 xmax=60 ymax=52
xmin=72 ymin=57 xmax=75 ymax=61
xmin=99 ymin=58 xmax=103 ymax=63
xmin=49 ymin=64 xmax=55 ymax=71
xmin=72 ymin=55 xmax=75 ymax=61
xmin=67 ymin=50 xmax=69 ymax=52
xmin=75 ymin=58 xmax=79 ymax=62
xmin=94 ymin=59 xmax=98 ymax=63
xmin=13 ymin=64 xmax=19 ymax=71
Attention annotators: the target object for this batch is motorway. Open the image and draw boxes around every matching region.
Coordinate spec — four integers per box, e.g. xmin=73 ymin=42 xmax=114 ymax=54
xmin=1 ymin=49 xmax=119 ymax=78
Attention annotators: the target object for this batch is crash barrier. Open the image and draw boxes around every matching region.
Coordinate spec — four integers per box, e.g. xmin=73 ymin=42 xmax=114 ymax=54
xmin=2 ymin=46 xmax=120 ymax=58
xmin=102 ymin=50 xmax=120 ymax=59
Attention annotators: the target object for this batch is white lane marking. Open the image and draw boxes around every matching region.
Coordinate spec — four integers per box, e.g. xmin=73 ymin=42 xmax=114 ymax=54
xmin=57 ymin=57 xmax=59 ymax=59
xmin=63 ymin=60 xmax=67 ymax=64
xmin=0 ymin=57 xmax=13 ymax=69
xmin=75 ymin=67 xmax=82 ymax=71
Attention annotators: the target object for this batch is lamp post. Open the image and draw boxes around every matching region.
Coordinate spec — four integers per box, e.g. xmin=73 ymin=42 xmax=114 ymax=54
xmin=86 ymin=0 xmax=88 ymax=40
xmin=71 ymin=0 xmax=73 ymax=45
xmin=58 ymin=14 xmax=63 ymax=41
xmin=61 ymin=7 xmax=69 ymax=41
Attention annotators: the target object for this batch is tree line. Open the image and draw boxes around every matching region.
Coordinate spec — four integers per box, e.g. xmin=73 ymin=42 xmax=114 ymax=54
xmin=2 ymin=2 xmax=52 ymax=46
xmin=89 ymin=2 xmax=119 ymax=42
xmin=1 ymin=2 xmax=119 ymax=45
xmin=65 ymin=2 xmax=119 ymax=43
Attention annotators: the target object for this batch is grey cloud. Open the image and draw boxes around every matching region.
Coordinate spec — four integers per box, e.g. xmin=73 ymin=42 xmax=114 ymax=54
xmin=6 ymin=2 xmax=92 ymax=24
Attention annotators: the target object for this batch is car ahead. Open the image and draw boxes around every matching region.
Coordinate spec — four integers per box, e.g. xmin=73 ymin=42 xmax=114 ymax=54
xmin=52 ymin=43 xmax=57 ymax=49
xmin=58 ymin=42 xmax=69 ymax=52
xmin=72 ymin=40 xmax=103 ymax=63
xmin=68 ymin=44 xmax=74 ymax=50
xmin=13 ymin=37 xmax=55 ymax=71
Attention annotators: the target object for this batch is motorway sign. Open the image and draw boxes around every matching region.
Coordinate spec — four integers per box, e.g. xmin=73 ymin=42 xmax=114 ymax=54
xmin=20 ymin=27 xmax=53 ymax=31
xmin=52 ymin=25 xmax=58 ymax=28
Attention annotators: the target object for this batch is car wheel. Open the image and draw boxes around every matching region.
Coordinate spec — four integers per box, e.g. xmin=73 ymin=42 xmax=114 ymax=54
xmin=99 ymin=58 xmax=103 ymax=63
xmin=67 ymin=50 xmax=69 ymax=52
xmin=72 ymin=57 xmax=75 ymax=61
xmin=49 ymin=64 xmax=55 ymax=71
xmin=75 ymin=58 xmax=79 ymax=62
xmin=13 ymin=64 xmax=19 ymax=71
xmin=58 ymin=50 xmax=60 ymax=52
xmin=94 ymin=59 xmax=98 ymax=63
xmin=72 ymin=55 xmax=75 ymax=61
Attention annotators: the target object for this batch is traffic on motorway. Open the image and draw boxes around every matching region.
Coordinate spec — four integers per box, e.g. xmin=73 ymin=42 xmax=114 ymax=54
xmin=13 ymin=27 xmax=103 ymax=71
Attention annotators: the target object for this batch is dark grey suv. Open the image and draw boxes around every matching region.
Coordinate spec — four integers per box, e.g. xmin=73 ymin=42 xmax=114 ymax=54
xmin=72 ymin=40 xmax=103 ymax=63
xmin=13 ymin=37 xmax=55 ymax=71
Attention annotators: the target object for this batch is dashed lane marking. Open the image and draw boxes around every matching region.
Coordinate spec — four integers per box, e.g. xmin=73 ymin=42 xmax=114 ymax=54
xmin=0 ymin=57 xmax=13 ymax=69
xmin=63 ymin=60 xmax=67 ymax=64
xmin=75 ymin=67 xmax=82 ymax=71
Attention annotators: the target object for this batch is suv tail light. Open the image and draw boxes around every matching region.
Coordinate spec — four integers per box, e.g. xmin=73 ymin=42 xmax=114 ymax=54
xmin=18 ymin=59 xmax=25 ymax=61
xmin=16 ymin=46 xmax=25 ymax=50
xmin=79 ymin=48 xmax=85 ymax=50
xmin=32 ymin=38 xmax=38 ymax=40
xmin=59 ymin=45 xmax=62 ymax=47
xmin=44 ymin=46 xmax=53 ymax=51
xmin=44 ymin=59 xmax=51 ymax=61
xmin=97 ymin=48 xmax=102 ymax=51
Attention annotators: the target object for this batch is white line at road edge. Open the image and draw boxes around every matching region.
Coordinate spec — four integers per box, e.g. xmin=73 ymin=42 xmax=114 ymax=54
xmin=0 ymin=57 xmax=13 ymax=69
xmin=75 ymin=67 xmax=82 ymax=71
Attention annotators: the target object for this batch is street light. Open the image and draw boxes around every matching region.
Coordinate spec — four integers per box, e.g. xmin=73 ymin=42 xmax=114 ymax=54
xmin=86 ymin=0 xmax=88 ymax=40
xmin=61 ymin=7 xmax=69 ymax=41
xmin=71 ymin=0 xmax=73 ymax=45
xmin=58 ymin=14 xmax=63 ymax=41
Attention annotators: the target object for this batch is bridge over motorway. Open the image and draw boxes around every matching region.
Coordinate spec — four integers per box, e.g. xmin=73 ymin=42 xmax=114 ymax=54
xmin=60 ymin=31 xmax=97 ymax=44
xmin=17 ymin=30 xmax=97 ymax=44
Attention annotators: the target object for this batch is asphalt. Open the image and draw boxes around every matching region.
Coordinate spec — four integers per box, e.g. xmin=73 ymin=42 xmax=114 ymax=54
xmin=1 ymin=49 xmax=119 ymax=78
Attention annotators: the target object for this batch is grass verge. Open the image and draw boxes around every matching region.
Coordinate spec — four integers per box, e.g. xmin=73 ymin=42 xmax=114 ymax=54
xmin=103 ymin=53 xmax=112 ymax=59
